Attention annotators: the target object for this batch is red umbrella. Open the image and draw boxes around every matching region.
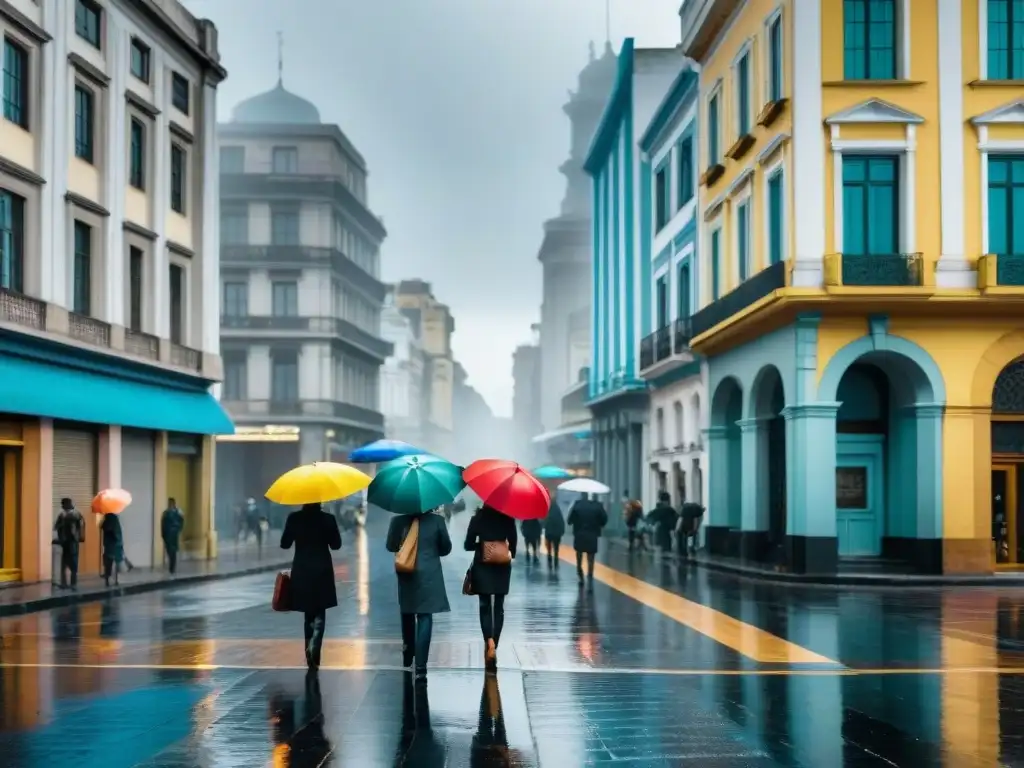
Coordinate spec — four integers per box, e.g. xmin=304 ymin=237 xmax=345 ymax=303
xmin=462 ymin=459 xmax=550 ymax=520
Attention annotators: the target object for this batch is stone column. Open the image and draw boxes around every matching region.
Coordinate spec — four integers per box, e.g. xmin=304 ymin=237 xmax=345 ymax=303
xmin=704 ymin=426 xmax=731 ymax=555
xmin=941 ymin=405 xmax=992 ymax=573
xmin=626 ymin=422 xmax=638 ymax=506
xmin=737 ymin=417 xmax=769 ymax=561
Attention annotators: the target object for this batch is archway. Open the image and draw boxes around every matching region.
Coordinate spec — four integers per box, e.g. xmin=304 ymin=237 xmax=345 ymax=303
xmin=748 ymin=365 xmax=786 ymax=562
xmin=991 ymin=358 xmax=1024 ymax=565
xmin=708 ymin=377 xmax=743 ymax=554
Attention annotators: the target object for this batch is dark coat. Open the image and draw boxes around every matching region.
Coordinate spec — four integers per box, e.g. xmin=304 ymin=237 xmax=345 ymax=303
xmin=543 ymin=502 xmax=565 ymax=540
xmin=100 ymin=514 xmax=124 ymax=562
xmin=161 ymin=508 xmax=184 ymax=552
xmin=386 ymin=512 xmax=452 ymax=615
xmin=520 ymin=519 xmax=542 ymax=543
xmin=647 ymin=503 xmax=678 ymax=549
xmin=567 ymin=500 xmax=607 ymax=554
xmin=280 ymin=506 xmax=342 ymax=614
xmin=464 ymin=507 xmax=517 ymax=596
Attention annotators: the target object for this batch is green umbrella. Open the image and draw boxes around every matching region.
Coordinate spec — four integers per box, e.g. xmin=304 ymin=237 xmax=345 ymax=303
xmin=368 ymin=454 xmax=466 ymax=514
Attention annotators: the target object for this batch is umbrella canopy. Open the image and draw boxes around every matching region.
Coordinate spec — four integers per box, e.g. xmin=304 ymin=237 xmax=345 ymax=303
xmin=266 ymin=462 xmax=371 ymax=506
xmin=532 ymin=465 xmax=573 ymax=480
xmin=462 ymin=459 xmax=550 ymax=520
xmin=348 ymin=439 xmax=424 ymax=464
xmin=368 ymin=454 xmax=466 ymax=514
xmin=91 ymin=488 xmax=132 ymax=515
xmin=558 ymin=477 xmax=611 ymax=494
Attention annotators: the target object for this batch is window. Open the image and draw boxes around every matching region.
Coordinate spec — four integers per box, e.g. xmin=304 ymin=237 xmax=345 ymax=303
xmin=677 ymin=262 xmax=691 ymax=318
xmin=656 ymin=276 xmax=668 ymax=328
xmin=988 ymin=0 xmax=1024 ymax=79
xmin=736 ymin=51 xmax=751 ymax=136
xmin=220 ymin=146 xmax=244 ymax=174
xmin=170 ymin=144 xmax=186 ymax=213
xmin=129 ymin=118 xmax=145 ymax=189
xmin=711 ymin=229 xmax=722 ymax=300
xmin=74 ymin=85 xmax=94 ymax=162
xmin=0 ymin=189 xmax=25 ymax=293
xmin=271 ymin=146 xmax=299 ymax=174
xmin=708 ymin=93 xmax=720 ymax=165
xmin=129 ymin=38 xmax=150 ymax=83
xmin=843 ymin=0 xmax=896 ymax=80
xmin=128 ymin=246 xmax=143 ymax=331
xmin=222 ymin=281 xmax=248 ymax=317
xmin=654 ymin=165 xmax=670 ymax=230
xmin=75 ymin=0 xmax=101 ymax=48
xmin=677 ymin=137 xmax=693 ymax=208
xmin=171 ymin=73 xmax=189 ymax=114
xmin=169 ymin=263 xmax=184 ymax=343
xmin=72 ymin=221 xmax=92 ymax=315
xmin=656 ymin=408 xmax=665 ymax=448
xmin=767 ymin=171 xmax=784 ymax=264
xmin=220 ymin=205 xmax=248 ymax=244
xmin=272 ymin=281 xmax=298 ymax=316
xmin=271 ymin=207 xmax=299 ymax=244
xmin=768 ymin=13 xmax=784 ymax=101
xmin=988 ymin=155 xmax=1024 ymax=257
xmin=271 ymin=352 xmax=299 ymax=402
xmin=2 ymin=38 xmax=28 ymax=128
xmin=842 ymin=155 xmax=899 ymax=256
xmin=737 ymin=200 xmax=750 ymax=281
xmin=223 ymin=354 xmax=247 ymax=400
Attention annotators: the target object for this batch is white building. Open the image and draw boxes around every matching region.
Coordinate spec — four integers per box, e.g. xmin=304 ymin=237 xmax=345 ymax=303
xmin=380 ymin=291 xmax=427 ymax=447
xmin=0 ymin=0 xmax=230 ymax=583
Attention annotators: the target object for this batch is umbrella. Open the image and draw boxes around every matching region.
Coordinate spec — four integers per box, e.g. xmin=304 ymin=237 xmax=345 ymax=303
xmin=266 ymin=462 xmax=371 ymax=506
xmin=348 ymin=439 xmax=424 ymax=464
xmin=368 ymin=454 xmax=466 ymax=514
xmin=91 ymin=488 xmax=132 ymax=515
xmin=462 ymin=459 xmax=550 ymax=520
xmin=558 ymin=477 xmax=611 ymax=494
xmin=532 ymin=465 xmax=573 ymax=480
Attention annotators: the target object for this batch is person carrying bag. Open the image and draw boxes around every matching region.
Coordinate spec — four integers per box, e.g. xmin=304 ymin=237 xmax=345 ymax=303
xmin=463 ymin=504 xmax=517 ymax=672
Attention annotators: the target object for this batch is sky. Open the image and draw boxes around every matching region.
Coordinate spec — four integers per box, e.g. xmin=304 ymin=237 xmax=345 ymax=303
xmin=185 ymin=0 xmax=683 ymax=417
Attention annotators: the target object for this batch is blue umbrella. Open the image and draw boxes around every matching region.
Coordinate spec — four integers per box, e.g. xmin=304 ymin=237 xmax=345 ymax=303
xmin=532 ymin=465 xmax=573 ymax=480
xmin=349 ymin=439 xmax=424 ymax=464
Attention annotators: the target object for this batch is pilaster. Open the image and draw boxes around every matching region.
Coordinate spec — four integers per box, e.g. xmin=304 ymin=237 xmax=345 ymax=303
xmin=782 ymin=403 xmax=840 ymax=538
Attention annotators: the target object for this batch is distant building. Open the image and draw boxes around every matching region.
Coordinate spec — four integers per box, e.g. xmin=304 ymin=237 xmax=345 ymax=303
xmin=380 ymin=288 xmax=428 ymax=448
xmin=512 ymin=336 xmax=542 ymax=465
xmin=452 ymin=361 xmax=509 ymax=465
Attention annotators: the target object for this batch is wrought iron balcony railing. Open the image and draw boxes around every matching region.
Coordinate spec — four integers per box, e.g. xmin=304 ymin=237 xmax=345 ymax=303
xmin=691 ymin=260 xmax=787 ymax=338
xmin=829 ymin=253 xmax=924 ymax=287
xmin=979 ymin=253 xmax=1024 ymax=288
xmin=68 ymin=312 xmax=111 ymax=347
xmin=0 ymin=288 xmax=46 ymax=330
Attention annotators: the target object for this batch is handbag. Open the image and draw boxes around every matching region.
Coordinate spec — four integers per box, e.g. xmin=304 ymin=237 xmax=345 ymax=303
xmin=481 ymin=540 xmax=511 ymax=565
xmin=271 ymin=571 xmax=291 ymax=612
xmin=395 ymin=518 xmax=420 ymax=574
xmin=462 ymin=566 xmax=475 ymax=596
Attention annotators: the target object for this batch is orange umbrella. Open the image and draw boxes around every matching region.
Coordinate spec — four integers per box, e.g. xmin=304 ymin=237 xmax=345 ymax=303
xmin=91 ymin=488 xmax=132 ymax=515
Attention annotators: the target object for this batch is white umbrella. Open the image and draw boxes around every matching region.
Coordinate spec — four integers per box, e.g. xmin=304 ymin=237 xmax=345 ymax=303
xmin=558 ymin=478 xmax=611 ymax=494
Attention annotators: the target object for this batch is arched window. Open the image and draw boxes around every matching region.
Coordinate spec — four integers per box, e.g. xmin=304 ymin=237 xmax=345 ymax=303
xmin=994 ymin=359 xmax=1024 ymax=414
xmin=673 ymin=401 xmax=684 ymax=448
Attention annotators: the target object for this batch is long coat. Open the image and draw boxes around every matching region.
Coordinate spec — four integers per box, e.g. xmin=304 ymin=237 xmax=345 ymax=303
xmin=520 ymin=519 xmax=542 ymax=544
xmin=100 ymin=514 xmax=124 ymax=563
xmin=464 ymin=507 xmax=517 ymax=596
xmin=161 ymin=508 xmax=184 ymax=553
xmin=280 ymin=507 xmax=342 ymax=614
xmin=386 ymin=511 xmax=452 ymax=615
xmin=647 ymin=502 xmax=678 ymax=550
xmin=543 ymin=502 xmax=565 ymax=540
xmin=567 ymin=499 xmax=607 ymax=554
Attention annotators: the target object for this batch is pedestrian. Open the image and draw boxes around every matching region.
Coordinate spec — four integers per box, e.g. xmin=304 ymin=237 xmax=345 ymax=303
xmin=520 ymin=518 xmax=541 ymax=563
xmin=245 ymin=498 xmax=263 ymax=549
xmin=647 ymin=491 xmax=678 ymax=554
xmin=280 ymin=502 xmax=343 ymax=671
xmin=387 ymin=507 xmax=453 ymax=680
xmin=567 ymin=493 xmax=608 ymax=585
xmin=677 ymin=501 xmax=705 ymax=555
xmin=161 ymin=497 xmax=185 ymax=574
xmin=100 ymin=511 xmax=125 ymax=587
xmin=464 ymin=504 xmax=517 ymax=672
xmin=543 ymin=498 xmax=565 ymax=567
xmin=53 ymin=498 xmax=85 ymax=590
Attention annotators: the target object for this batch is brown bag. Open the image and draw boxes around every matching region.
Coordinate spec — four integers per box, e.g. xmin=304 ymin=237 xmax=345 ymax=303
xmin=271 ymin=571 xmax=291 ymax=612
xmin=482 ymin=540 xmax=511 ymax=565
xmin=395 ymin=518 xmax=420 ymax=573
xmin=462 ymin=566 xmax=475 ymax=595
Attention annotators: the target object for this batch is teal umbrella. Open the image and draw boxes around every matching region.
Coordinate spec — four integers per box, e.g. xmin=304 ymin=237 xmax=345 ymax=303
xmin=532 ymin=465 xmax=573 ymax=480
xmin=368 ymin=454 xmax=466 ymax=514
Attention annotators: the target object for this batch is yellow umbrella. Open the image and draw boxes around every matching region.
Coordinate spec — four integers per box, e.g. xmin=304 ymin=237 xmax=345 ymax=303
xmin=265 ymin=462 xmax=371 ymax=505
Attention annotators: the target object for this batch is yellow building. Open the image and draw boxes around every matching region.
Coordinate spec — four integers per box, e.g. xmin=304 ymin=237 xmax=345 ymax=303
xmin=680 ymin=0 xmax=1024 ymax=575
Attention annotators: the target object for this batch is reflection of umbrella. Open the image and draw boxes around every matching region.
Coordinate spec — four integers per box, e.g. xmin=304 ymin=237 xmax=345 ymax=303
xmin=462 ymin=460 xmax=550 ymax=520
xmin=266 ymin=462 xmax=371 ymax=505
xmin=91 ymin=488 xmax=132 ymax=515
xmin=349 ymin=439 xmax=423 ymax=464
xmin=558 ymin=477 xmax=611 ymax=494
xmin=532 ymin=465 xmax=573 ymax=480
xmin=368 ymin=454 xmax=465 ymax=514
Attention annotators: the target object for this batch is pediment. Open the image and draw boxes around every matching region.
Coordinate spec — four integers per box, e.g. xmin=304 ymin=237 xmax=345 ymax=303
xmin=824 ymin=98 xmax=924 ymax=125
xmin=971 ymin=99 xmax=1024 ymax=125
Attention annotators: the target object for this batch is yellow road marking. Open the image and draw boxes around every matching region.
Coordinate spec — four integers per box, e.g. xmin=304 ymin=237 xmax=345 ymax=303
xmin=558 ymin=546 xmax=837 ymax=665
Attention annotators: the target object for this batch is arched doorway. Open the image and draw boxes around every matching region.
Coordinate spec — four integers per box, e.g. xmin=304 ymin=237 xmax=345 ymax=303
xmin=991 ymin=359 xmax=1024 ymax=566
xmin=749 ymin=365 xmax=786 ymax=562
xmin=708 ymin=377 xmax=743 ymax=554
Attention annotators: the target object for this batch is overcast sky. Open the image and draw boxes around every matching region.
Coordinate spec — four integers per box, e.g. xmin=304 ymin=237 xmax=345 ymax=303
xmin=186 ymin=0 xmax=682 ymax=416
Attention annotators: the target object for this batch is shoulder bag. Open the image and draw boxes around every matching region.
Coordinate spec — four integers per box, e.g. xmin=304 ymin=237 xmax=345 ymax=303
xmin=395 ymin=518 xmax=420 ymax=574
xmin=462 ymin=566 xmax=475 ymax=595
xmin=271 ymin=571 xmax=291 ymax=612
xmin=481 ymin=540 xmax=511 ymax=565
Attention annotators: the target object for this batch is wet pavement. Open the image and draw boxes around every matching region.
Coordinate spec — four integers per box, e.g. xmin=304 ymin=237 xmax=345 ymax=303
xmin=1 ymin=514 xmax=1023 ymax=766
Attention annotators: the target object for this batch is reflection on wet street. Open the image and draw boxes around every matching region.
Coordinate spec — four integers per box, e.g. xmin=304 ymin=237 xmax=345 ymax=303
xmin=2 ymin=514 xmax=1024 ymax=766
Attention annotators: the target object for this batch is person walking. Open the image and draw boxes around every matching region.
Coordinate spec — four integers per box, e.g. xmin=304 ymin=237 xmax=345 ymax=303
xmin=464 ymin=505 xmax=517 ymax=672
xmin=161 ymin=497 xmax=185 ymax=574
xmin=245 ymin=498 xmax=263 ymax=550
xmin=54 ymin=498 xmax=85 ymax=590
xmin=100 ymin=512 xmax=125 ymax=587
xmin=567 ymin=493 xmax=608 ymax=585
xmin=543 ymin=498 xmax=565 ymax=568
xmin=624 ymin=496 xmax=645 ymax=551
xmin=677 ymin=501 xmax=705 ymax=555
xmin=520 ymin=518 xmax=541 ymax=563
xmin=280 ymin=502 xmax=343 ymax=670
xmin=387 ymin=507 xmax=453 ymax=680
xmin=647 ymin=491 xmax=678 ymax=555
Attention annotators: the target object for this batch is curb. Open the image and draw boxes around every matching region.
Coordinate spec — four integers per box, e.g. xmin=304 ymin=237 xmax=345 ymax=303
xmin=0 ymin=560 xmax=290 ymax=617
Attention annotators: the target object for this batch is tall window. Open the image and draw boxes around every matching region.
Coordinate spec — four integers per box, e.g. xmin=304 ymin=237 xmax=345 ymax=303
xmin=271 ymin=351 xmax=299 ymax=402
xmin=220 ymin=205 xmax=248 ymax=244
xmin=736 ymin=51 xmax=751 ymax=136
xmin=677 ymin=262 xmax=691 ymax=318
xmin=737 ymin=200 xmax=750 ymax=281
xmin=708 ymin=93 xmax=720 ymax=165
xmin=654 ymin=165 xmax=670 ymax=230
xmin=0 ymin=189 xmax=24 ymax=293
xmin=271 ymin=207 xmax=299 ymax=244
xmin=74 ymin=85 xmax=94 ymax=162
xmin=842 ymin=156 xmax=899 ymax=256
xmin=169 ymin=263 xmax=184 ymax=343
xmin=988 ymin=156 xmax=1024 ymax=257
xmin=768 ymin=171 xmax=784 ymax=264
xmin=222 ymin=281 xmax=248 ymax=317
xmin=223 ymin=354 xmax=247 ymax=400
xmin=843 ymin=0 xmax=896 ymax=80
xmin=271 ymin=146 xmax=299 ymax=173
xmin=170 ymin=144 xmax=186 ymax=213
xmin=171 ymin=72 xmax=189 ymax=114
xmin=768 ymin=13 xmax=784 ymax=101
xmin=2 ymin=38 xmax=28 ymax=128
xmin=711 ymin=229 xmax=722 ymax=300
xmin=988 ymin=0 xmax=1024 ymax=79
xmin=656 ymin=276 xmax=668 ymax=328
xmin=272 ymin=281 xmax=298 ymax=316
xmin=72 ymin=221 xmax=91 ymax=315
xmin=129 ymin=38 xmax=150 ymax=83
xmin=129 ymin=118 xmax=145 ymax=189
xmin=677 ymin=137 xmax=693 ymax=208
xmin=74 ymin=0 xmax=101 ymax=48
xmin=128 ymin=246 xmax=143 ymax=331
xmin=220 ymin=146 xmax=245 ymax=173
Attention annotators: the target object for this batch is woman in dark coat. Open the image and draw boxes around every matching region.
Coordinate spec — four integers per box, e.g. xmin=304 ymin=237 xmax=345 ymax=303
xmin=567 ymin=494 xmax=608 ymax=584
xmin=543 ymin=499 xmax=565 ymax=567
xmin=464 ymin=505 xmax=517 ymax=671
xmin=386 ymin=509 xmax=452 ymax=679
xmin=280 ymin=502 xmax=342 ymax=670
xmin=100 ymin=513 xmax=124 ymax=587
xmin=520 ymin=519 xmax=542 ymax=563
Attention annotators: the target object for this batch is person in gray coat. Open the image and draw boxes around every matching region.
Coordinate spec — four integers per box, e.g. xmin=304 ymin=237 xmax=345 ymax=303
xmin=386 ymin=508 xmax=453 ymax=680
xmin=567 ymin=494 xmax=608 ymax=585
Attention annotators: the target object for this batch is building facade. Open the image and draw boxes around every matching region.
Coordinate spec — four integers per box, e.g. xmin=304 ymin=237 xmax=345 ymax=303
xmin=681 ymin=0 xmax=1024 ymax=575
xmin=216 ymin=79 xmax=391 ymax=528
xmin=585 ymin=39 xmax=683 ymax=517
xmin=637 ymin=65 xmax=708 ymax=514
xmin=380 ymin=288 xmax=427 ymax=449
xmin=0 ymin=0 xmax=230 ymax=582
xmin=511 ymin=338 xmax=542 ymax=466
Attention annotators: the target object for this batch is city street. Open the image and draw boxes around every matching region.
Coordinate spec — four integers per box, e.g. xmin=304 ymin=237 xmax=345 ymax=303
xmin=0 ymin=513 xmax=1021 ymax=767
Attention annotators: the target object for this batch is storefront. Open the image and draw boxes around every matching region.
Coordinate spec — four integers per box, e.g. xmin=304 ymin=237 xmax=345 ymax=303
xmin=0 ymin=419 xmax=23 ymax=583
xmin=215 ymin=426 xmax=300 ymax=537
xmin=51 ymin=423 xmax=99 ymax=576
xmin=121 ymin=429 xmax=157 ymax=568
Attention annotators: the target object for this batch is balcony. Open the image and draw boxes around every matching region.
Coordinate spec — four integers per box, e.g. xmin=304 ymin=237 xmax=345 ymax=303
xmin=170 ymin=343 xmax=201 ymax=372
xmin=222 ymin=315 xmax=393 ymax=360
xmin=124 ymin=329 xmax=159 ymax=361
xmin=640 ymin=318 xmax=696 ymax=380
xmin=823 ymin=253 xmax=928 ymax=289
xmin=219 ymin=244 xmax=386 ymax=301
xmin=691 ymin=260 xmax=787 ymax=339
xmin=223 ymin=398 xmax=384 ymax=430
xmin=68 ymin=313 xmax=111 ymax=347
xmin=978 ymin=254 xmax=1024 ymax=294
xmin=0 ymin=288 xmax=46 ymax=330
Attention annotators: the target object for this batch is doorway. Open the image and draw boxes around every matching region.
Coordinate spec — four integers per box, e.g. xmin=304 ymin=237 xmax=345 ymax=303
xmin=836 ymin=436 xmax=883 ymax=557
xmin=0 ymin=447 xmax=20 ymax=580
xmin=992 ymin=464 xmax=1017 ymax=565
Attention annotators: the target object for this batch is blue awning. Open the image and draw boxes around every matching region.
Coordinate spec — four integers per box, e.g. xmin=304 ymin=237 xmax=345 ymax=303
xmin=0 ymin=351 xmax=234 ymax=435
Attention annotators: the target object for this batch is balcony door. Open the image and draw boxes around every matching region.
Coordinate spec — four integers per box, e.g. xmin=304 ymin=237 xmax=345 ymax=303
xmin=655 ymin=276 xmax=668 ymax=329
xmin=271 ymin=351 xmax=299 ymax=404
xmin=989 ymin=155 xmax=1024 ymax=259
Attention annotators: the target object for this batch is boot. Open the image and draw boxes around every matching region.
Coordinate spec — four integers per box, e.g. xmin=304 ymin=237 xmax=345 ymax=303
xmin=485 ymin=638 xmax=497 ymax=672
xmin=307 ymin=615 xmax=325 ymax=669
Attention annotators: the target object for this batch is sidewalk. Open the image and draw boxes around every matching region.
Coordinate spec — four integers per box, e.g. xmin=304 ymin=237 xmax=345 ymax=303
xmin=0 ymin=536 xmax=290 ymax=617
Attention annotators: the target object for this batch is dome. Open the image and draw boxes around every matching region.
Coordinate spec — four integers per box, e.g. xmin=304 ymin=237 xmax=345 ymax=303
xmin=231 ymin=81 xmax=321 ymax=124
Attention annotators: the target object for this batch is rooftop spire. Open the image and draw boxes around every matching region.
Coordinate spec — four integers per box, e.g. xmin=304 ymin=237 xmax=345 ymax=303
xmin=276 ymin=30 xmax=283 ymax=85
xmin=605 ymin=0 xmax=610 ymax=44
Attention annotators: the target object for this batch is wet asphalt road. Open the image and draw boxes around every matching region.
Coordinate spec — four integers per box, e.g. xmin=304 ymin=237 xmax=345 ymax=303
xmin=1 ymin=512 xmax=1023 ymax=766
